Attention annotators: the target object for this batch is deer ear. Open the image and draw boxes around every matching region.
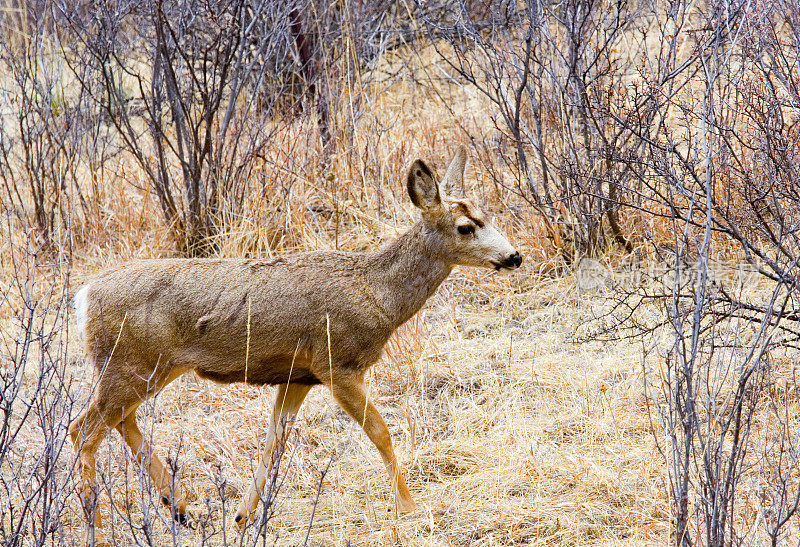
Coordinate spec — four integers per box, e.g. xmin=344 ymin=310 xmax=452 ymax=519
xmin=407 ymin=159 xmax=441 ymax=212
xmin=440 ymin=145 xmax=467 ymax=197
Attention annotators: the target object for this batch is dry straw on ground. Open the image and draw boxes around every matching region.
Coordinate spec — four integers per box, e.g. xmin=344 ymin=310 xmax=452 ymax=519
xmin=2 ymin=88 xmax=672 ymax=542
xmin=56 ymin=268 xmax=671 ymax=545
xmin=4 ymin=12 xmax=800 ymax=544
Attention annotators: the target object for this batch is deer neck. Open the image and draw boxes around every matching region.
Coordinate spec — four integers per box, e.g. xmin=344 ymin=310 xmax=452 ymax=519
xmin=367 ymin=221 xmax=453 ymax=327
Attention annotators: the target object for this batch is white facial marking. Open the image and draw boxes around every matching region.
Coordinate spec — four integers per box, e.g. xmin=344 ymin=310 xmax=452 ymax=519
xmin=478 ymin=226 xmax=517 ymax=269
xmin=446 ymin=199 xmax=519 ymax=272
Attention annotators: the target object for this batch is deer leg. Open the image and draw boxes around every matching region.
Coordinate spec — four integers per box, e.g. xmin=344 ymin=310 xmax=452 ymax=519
xmin=113 ymin=366 xmax=188 ymax=523
xmin=115 ymin=410 xmax=189 ymax=525
xmin=330 ymin=374 xmax=418 ymax=513
xmin=70 ymin=362 xmax=187 ymax=535
xmin=235 ymin=382 xmax=312 ymax=528
xmin=69 ymin=403 xmax=111 ymax=540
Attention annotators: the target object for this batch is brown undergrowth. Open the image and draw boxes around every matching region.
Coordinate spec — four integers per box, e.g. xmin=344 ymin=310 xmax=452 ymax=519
xmin=3 ymin=28 xmax=799 ymax=545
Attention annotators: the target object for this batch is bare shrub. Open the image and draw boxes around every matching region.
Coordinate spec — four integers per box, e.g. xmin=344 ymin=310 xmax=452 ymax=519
xmin=413 ymin=0 xmax=800 ymax=543
xmin=0 ymin=213 xmax=77 ymax=544
xmin=585 ymin=0 xmax=800 ymax=543
xmin=0 ymin=0 xmax=97 ymax=254
xmin=4 ymin=0 xmax=800 ymax=543
xmin=420 ymin=0 xmax=644 ymax=261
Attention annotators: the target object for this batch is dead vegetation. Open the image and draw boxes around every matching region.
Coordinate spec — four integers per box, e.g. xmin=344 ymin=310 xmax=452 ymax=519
xmin=2 ymin=0 xmax=800 ymax=545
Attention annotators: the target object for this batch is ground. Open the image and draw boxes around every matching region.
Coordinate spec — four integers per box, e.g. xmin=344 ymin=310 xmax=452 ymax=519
xmin=57 ymin=265 xmax=669 ymax=545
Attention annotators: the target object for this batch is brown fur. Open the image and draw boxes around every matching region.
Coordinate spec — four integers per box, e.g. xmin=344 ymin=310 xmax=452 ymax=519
xmin=69 ymin=147 xmax=522 ymax=537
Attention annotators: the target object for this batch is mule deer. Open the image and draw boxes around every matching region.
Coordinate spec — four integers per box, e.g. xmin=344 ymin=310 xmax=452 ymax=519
xmin=69 ymin=146 xmax=522 ymax=535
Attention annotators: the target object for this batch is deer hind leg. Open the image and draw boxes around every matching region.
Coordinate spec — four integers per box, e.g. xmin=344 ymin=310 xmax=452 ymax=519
xmin=235 ymin=382 xmax=312 ymax=528
xmin=115 ymin=408 xmax=189 ymax=524
xmin=112 ymin=365 xmax=188 ymax=522
xmin=69 ymin=402 xmax=113 ymax=538
xmin=70 ymin=362 xmax=188 ymax=534
xmin=330 ymin=374 xmax=418 ymax=513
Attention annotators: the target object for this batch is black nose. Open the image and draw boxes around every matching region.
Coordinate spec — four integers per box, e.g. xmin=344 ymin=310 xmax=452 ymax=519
xmin=505 ymin=252 xmax=522 ymax=269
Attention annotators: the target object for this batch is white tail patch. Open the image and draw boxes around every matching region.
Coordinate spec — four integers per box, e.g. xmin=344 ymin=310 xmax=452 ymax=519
xmin=73 ymin=285 xmax=89 ymax=341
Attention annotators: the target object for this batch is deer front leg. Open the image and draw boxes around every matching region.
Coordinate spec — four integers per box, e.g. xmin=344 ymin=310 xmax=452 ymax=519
xmin=235 ymin=382 xmax=311 ymax=528
xmin=330 ymin=374 xmax=418 ymax=513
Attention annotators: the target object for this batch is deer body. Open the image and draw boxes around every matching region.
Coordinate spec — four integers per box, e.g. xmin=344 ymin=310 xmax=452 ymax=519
xmin=79 ymin=223 xmax=452 ymax=388
xmin=69 ymin=147 xmax=522 ymax=537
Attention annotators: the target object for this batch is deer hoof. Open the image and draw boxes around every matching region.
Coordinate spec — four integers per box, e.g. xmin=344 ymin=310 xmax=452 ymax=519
xmin=174 ymin=511 xmax=191 ymax=528
xmin=397 ymin=498 xmax=420 ymax=514
xmin=234 ymin=508 xmax=251 ymax=531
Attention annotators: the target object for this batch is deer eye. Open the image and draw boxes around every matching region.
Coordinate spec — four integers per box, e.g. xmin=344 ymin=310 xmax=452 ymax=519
xmin=457 ymin=224 xmax=475 ymax=235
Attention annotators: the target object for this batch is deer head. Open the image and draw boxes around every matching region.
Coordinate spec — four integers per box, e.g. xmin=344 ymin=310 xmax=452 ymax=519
xmin=406 ymin=146 xmax=522 ymax=272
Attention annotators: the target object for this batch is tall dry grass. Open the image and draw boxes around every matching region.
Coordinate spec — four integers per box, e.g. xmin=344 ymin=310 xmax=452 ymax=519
xmin=3 ymin=5 xmax=800 ymax=544
xmin=1 ymin=51 xmax=670 ymax=544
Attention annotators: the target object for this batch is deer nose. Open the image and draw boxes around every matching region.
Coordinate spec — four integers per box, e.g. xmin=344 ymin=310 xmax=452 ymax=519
xmin=505 ymin=252 xmax=522 ymax=269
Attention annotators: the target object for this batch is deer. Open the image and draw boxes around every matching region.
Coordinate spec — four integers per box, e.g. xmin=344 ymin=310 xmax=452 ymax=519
xmin=69 ymin=146 xmax=522 ymax=538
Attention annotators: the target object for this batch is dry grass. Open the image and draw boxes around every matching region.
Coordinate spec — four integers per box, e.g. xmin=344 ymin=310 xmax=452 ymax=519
xmin=0 ymin=43 xmax=675 ymax=545
xmin=54 ymin=267 xmax=670 ymax=545
xmin=2 ymin=144 xmax=671 ymax=544
xmin=5 ymin=37 xmax=799 ymax=546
